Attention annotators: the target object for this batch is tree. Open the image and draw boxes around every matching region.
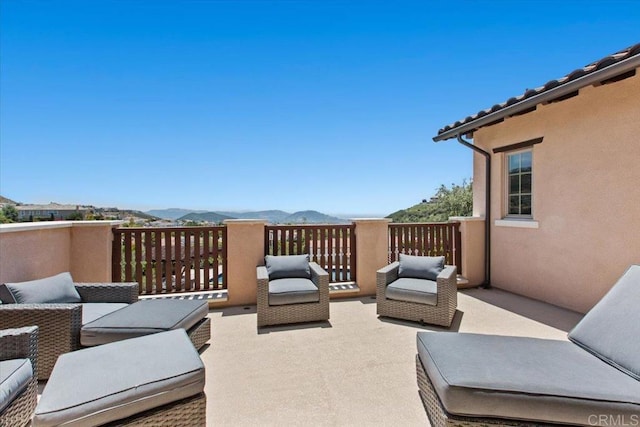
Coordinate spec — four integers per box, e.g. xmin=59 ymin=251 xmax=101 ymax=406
xmin=0 ymin=205 xmax=19 ymax=223
xmin=387 ymin=180 xmax=473 ymax=223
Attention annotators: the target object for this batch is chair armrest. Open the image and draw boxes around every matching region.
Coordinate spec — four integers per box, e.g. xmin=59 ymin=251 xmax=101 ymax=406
xmin=0 ymin=326 xmax=38 ymax=372
xmin=257 ymin=266 xmax=270 ymax=300
xmin=75 ymin=282 xmax=139 ymax=303
xmin=376 ymin=261 xmax=399 ymax=301
xmin=436 ymin=265 xmax=457 ymax=302
xmin=309 ymin=262 xmax=329 ymax=299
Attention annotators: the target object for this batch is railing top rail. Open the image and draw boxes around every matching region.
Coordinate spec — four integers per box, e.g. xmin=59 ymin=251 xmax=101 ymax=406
xmin=389 ymin=221 xmax=460 ymax=227
xmin=114 ymin=226 xmax=226 ymax=232
xmin=265 ymin=223 xmax=354 ymax=229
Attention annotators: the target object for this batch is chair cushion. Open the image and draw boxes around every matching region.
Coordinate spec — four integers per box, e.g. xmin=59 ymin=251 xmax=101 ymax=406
xmin=81 ymin=303 xmax=129 ymax=325
xmin=0 ymin=272 xmax=81 ymax=304
xmin=268 ymin=278 xmax=319 ymax=306
xmin=568 ymin=265 xmax=640 ymax=380
xmin=0 ymin=359 xmax=33 ymax=413
xmin=386 ymin=278 xmax=437 ymax=305
xmin=417 ymin=332 xmax=640 ymax=425
xmin=398 ymin=254 xmax=444 ymax=281
xmin=33 ymin=329 xmax=205 ymax=427
xmin=80 ymin=299 xmax=208 ymax=346
xmin=265 ymin=254 xmax=311 ymax=280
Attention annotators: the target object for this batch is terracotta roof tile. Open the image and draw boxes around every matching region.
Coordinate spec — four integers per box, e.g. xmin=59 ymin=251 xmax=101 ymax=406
xmin=437 ymin=43 xmax=640 ymax=138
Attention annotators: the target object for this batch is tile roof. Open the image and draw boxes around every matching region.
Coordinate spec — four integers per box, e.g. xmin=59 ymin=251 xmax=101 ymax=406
xmin=435 ymin=43 xmax=640 ymax=140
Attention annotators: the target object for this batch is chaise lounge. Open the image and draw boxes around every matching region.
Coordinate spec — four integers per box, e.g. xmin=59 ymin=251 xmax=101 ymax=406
xmin=416 ymin=264 xmax=640 ymax=426
xmin=0 ymin=272 xmax=211 ymax=379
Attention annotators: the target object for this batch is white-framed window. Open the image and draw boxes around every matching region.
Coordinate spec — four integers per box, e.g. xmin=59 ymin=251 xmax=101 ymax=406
xmin=505 ymin=149 xmax=532 ymax=218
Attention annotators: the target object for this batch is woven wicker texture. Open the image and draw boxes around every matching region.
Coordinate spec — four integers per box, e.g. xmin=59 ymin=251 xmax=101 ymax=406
xmin=0 ymin=282 xmax=139 ymax=379
xmin=257 ymin=262 xmax=330 ymax=327
xmin=188 ymin=317 xmax=211 ymax=349
xmin=416 ymin=355 xmax=560 ymax=427
xmin=0 ymin=326 xmax=38 ymax=427
xmin=377 ymin=263 xmax=457 ymax=327
xmin=103 ymin=392 xmax=206 ymax=426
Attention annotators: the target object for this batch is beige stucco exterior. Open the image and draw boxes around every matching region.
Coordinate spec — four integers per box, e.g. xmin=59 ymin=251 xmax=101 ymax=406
xmin=352 ymin=218 xmax=392 ymax=295
xmin=0 ymin=221 xmax=121 ymax=284
xmin=470 ymin=71 xmax=640 ymax=313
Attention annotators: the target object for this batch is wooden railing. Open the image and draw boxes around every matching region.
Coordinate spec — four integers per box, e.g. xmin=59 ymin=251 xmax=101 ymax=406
xmin=112 ymin=226 xmax=227 ymax=295
xmin=265 ymin=224 xmax=356 ymax=283
xmin=388 ymin=222 xmax=462 ymax=274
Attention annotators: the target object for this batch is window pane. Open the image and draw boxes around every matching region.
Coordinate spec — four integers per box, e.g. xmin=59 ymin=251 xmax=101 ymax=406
xmin=521 ymin=173 xmax=532 ymax=193
xmin=509 ymin=175 xmax=520 ymax=194
xmin=509 ymin=154 xmax=520 ymax=174
xmin=521 ymin=195 xmax=532 ymax=215
xmin=520 ymin=151 xmax=532 ymax=172
xmin=509 ymin=196 xmax=520 ymax=214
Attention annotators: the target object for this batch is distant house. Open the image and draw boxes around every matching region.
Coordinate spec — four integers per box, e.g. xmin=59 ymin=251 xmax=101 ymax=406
xmin=16 ymin=203 xmax=90 ymax=221
xmin=434 ymin=43 xmax=640 ymax=313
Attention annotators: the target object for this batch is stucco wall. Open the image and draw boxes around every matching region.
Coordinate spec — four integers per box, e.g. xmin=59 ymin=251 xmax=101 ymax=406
xmin=472 ymin=71 xmax=640 ymax=313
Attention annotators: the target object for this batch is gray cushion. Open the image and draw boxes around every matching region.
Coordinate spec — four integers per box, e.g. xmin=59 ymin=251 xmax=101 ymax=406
xmin=268 ymin=278 xmax=319 ymax=306
xmin=81 ymin=303 xmax=129 ymax=325
xmin=33 ymin=329 xmax=205 ymax=427
xmin=386 ymin=278 xmax=437 ymax=305
xmin=1 ymin=272 xmax=81 ymax=304
xmin=80 ymin=299 xmax=208 ymax=346
xmin=0 ymin=359 xmax=33 ymax=413
xmin=398 ymin=254 xmax=444 ymax=281
xmin=265 ymin=254 xmax=311 ymax=280
xmin=568 ymin=265 xmax=640 ymax=381
xmin=417 ymin=332 xmax=640 ymax=425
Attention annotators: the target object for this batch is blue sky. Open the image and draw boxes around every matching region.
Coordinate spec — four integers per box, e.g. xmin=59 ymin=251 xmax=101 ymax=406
xmin=1 ymin=1 xmax=639 ymax=217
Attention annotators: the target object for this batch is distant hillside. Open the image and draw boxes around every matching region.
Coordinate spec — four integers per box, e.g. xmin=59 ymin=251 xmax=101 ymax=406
xmin=146 ymin=208 xmax=206 ymax=220
xmin=282 ymin=210 xmax=349 ymax=224
xmin=118 ymin=210 xmax=159 ymax=221
xmin=0 ymin=195 xmax=18 ymax=204
xmin=217 ymin=210 xmax=290 ymax=223
xmin=176 ymin=209 xmax=347 ymax=224
xmin=387 ymin=181 xmax=472 ymax=223
xmin=179 ymin=212 xmax=234 ymax=223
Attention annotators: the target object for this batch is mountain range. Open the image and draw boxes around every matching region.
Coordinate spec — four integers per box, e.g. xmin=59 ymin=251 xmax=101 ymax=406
xmin=146 ymin=208 xmax=349 ymax=224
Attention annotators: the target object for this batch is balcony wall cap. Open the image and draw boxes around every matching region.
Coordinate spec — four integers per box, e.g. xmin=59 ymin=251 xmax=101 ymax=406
xmin=0 ymin=220 xmax=123 ymax=234
xmin=223 ymin=219 xmax=269 ymax=225
xmin=350 ymin=218 xmax=392 ymax=223
xmin=448 ymin=216 xmax=486 ymax=222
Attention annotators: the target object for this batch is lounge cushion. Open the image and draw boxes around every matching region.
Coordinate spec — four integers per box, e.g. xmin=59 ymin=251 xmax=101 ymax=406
xmin=568 ymin=265 xmax=640 ymax=380
xmin=417 ymin=332 xmax=640 ymax=425
xmin=33 ymin=329 xmax=205 ymax=427
xmin=1 ymin=272 xmax=81 ymax=304
xmin=0 ymin=358 xmax=33 ymax=413
xmin=81 ymin=303 xmax=128 ymax=325
xmin=398 ymin=254 xmax=444 ymax=281
xmin=386 ymin=278 xmax=437 ymax=305
xmin=81 ymin=299 xmax=208 ymax=346
xmin=268 ymin=278 xmax=319 ymax=306
xmin=265 ymin=254 xmax=311 ymax=280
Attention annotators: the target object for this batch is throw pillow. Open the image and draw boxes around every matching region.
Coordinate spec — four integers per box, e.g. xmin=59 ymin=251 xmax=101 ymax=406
xmin=398 ymin=254 xmax=444 ymax=281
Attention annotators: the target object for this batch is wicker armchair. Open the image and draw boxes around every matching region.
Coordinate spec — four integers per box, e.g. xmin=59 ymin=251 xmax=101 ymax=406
xmin=0 ymin=326 xmax=38 ymax=427
xmin=257 ymin=257 xmax=330 ymax=328
xmin=0 ymin=282 xmax=138 ymax=379
xmin=377 ymin=257 xmax=457 ymax=327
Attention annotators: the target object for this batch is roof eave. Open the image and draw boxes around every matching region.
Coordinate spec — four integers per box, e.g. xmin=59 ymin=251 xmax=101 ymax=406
xmin=433 ymin=53 xmax=640 ymax=142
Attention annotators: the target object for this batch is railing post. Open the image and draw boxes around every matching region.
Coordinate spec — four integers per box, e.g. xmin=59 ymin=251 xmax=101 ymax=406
xmin=449 ymin=216 xmax=485 ymax=288
xmin=224 ymin=219 xmax=268 ymax=306
xmin=352 ymin=218 xmax=392 ymax=296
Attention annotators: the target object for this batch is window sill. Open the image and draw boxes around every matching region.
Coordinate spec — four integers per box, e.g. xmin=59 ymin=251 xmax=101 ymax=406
xmin=495 ymin=219 xmax=539 ymax=229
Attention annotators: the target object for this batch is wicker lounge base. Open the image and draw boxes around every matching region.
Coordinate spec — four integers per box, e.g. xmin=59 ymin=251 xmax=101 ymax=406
xmin=104 ymin=392 xmax=206 ymax=427
xmin=416 ymin=355 xmax=561 ymax=427
xmin=0 ymin=327 xmax=38 ymax=427
xmin=188 ymin=317 xmax=211 ymax=349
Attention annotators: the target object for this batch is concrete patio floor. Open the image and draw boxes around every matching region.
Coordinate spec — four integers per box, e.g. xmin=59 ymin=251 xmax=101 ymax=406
xmin=202 ymin=288 xmax=584 ymax=426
